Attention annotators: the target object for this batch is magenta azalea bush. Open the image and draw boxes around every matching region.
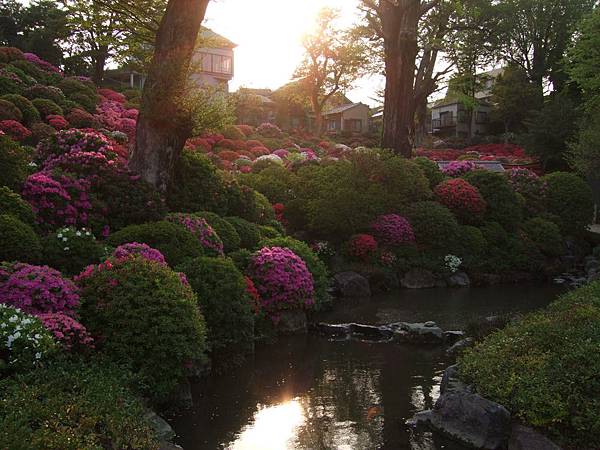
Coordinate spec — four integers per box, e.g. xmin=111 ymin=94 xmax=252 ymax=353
xmin=113 ymin=242 xmax=167 ymax=266
xmin=442 ymin=160 xmax=479 ymax=177
xmin=0 ymin=263 xmax=80 ymax=316
xmin=370 ymin=214 xmax=415 ymax=246
xmin=246 ymin=246 xmax=314 ymax=316
xmin=167 ymin=213 xmax=224 ymax=256
xmin=37 ymin=312 xmax=94 ymax=351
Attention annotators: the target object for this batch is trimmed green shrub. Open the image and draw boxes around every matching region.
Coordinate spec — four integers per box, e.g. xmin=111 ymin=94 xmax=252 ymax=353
xmin=0 ymin=47 xmax=24 ymax=63
xmin=43 ymin=227 xmax=105 ymax=276
xmin=413 ymin=156 xmax=445 ymax=188
xmin=0 ymin=214 xmax=41 ymax=263
xmin=224 ymin=182 xmax=275 ymax=225
xmin=222 ymin=124 xmax=245 ymax=140
xmin=27 ymin=122 xmax=55 ymax=145
xmin=259 ymin=236 xmax=330 ymax=310
xmin=229 ymin=249 xmax=253 ymax=272
xmin=542 ymin=172 xmax=594 ymax=236
xmin=177 ymin=256 xmax=254 ymax=354
xmin=239 ymin=165 xmax=295 ymax=203
xmin=522 ymin=217 xmax=563 ymax=256
xmin=31 ymin=98 xmax=63 ymax=118
xmin=460 ymin=281 xmax=600 ymax=447
xmin=57 ymin=78 xmax=97 ymax=100
xmin=0 ymin=358 xmax=160 ymax=449
xmin=194 ymin=211 xmax=241 ymax=253
xmin=168 ymin=151 xmax=229 ymax=214
xmin=0 ymin=137 xmax=30 ymax=190
xmin=259 ymin=225 xmax=282 ymax=239
xmin=0 ymin=76 xmax=21 ymax=95
xmin=68 ymin=92 xmax=98 ymax=113
xmin=0 ymin=186 xmax=35 ymax=226
xmin=79 ymin=258 xmax=207 ymax=403
xmin=225 ymin=216 xmax=262 ymax=250
xmin=0 ymin=98 xmax=23 ymax=121
xmin=463 ymin=170 xmax=522 ymax=230
xmin=107 ymin=221 xmax=204 ymax=267
xmin=404 ymin=201 xmax=460 ymax=253
xmin=1 ymin=94 xmax=39 ymax=125
xmin=10 ymin=59 xmax=44 ymax=81
xmin=458 ymin=225 xmax=487 ymax=269
xmin=24 ymin=85 xmax=65 ymax=104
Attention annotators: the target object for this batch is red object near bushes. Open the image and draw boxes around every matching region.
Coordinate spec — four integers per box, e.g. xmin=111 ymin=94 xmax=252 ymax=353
xmin=434 ymin=178 xmax=486 ymax=222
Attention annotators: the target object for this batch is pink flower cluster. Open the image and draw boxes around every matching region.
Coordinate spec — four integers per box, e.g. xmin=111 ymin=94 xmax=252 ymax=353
xmin=46 ymin=114 xmax=69 ymax=130
xmin=442 ymin=160 xmax=480 ymax=177
xmin=370 ymin=214 xmax=415 ymax=246
xmin=113 ymin=242 xmax=167 ymax=266
xmin=347 ymin=234 xmax=378 ymax=261
xmin=23 ymin=52 xmax=63 ymax=75
xmin=247 ymin=247 xmax=315 ymax=315
xmin=98 ymin=88 xmax=126 ymax=104
xmin=0 ymin=119 xmax=31 ymax=141
xmin=95 ymin=99 xmax=138 ymax=141
xmin=256 ymin=122 xmax=283 ymax=138
xmin=167 ymin=213 xmax=224 ymax=256
xmin=37 ymin=312 xmax=94 ymax=351
xmin=0 ymin=263 xmax=80 ymax=316
xmin=37 ymin=128 xmax=118 ymax=161
xmin=435 ymin=178 xmax=487 ymax=219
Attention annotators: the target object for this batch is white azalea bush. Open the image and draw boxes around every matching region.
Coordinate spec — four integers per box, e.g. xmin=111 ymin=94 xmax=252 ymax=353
xmin=42 ymin=226 xmax=105 ymax=276
xmin=0 ymin=304 xmax=56 ymax=372
xmin=445 ymin=254 xmax=462 ymax=273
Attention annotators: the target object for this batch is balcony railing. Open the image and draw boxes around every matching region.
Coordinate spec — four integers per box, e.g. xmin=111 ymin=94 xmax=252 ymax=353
xmin=432 ymin=117 xmax=457 ymax=128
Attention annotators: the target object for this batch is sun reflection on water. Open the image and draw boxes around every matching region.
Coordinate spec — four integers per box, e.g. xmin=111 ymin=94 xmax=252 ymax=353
xmin=227 ymin=399 xmax=305 ymax=450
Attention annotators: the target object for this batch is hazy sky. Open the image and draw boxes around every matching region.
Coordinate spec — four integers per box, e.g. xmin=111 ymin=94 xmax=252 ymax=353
xmin=203 ymin=0 xmax=385 ymax=106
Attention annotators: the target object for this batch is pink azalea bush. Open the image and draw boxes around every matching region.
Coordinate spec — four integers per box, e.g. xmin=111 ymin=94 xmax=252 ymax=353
xmin=0 ymin=263 xmax=80 ymax=316
xmin=37 ymin=312 xmax=94 ymax=351
xmin=246 ymin=247 xmax=314 ymax=316
xmin=167 ymin=213 xmax=224 ymax=256
xmin=113 ymin=242 xmax=167 ymax=266
xmin=23 ymin=52 xmax=62 ymax=75
xmin=442 ymin=160 xmax=480 ymax=177
xmin=46 ymin=114 xmax=69 ymax=130
xmin=370 ymin=214 xmax=415 ymax=246
xmin=435 ymin=178 xmax=487 ymax=221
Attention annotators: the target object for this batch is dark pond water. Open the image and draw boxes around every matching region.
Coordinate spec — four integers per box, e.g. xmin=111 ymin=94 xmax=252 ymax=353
xmin=172 ymin=284 xmax=564 ymax=450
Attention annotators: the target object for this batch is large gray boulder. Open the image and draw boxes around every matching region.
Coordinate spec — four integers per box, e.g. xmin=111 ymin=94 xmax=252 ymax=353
xmin=408 ymin=365 xmax=511 ymax=450
xmin=448 ymin=271 xmax=471 ymax=287
xmin=333 ymin=271 xmax=371 ymax=297
xmin=401 ymin=269 xmax=436 ymax=289
xmin=508 ymin=424 xmax=562 ymax=450
xmin=392 ymin=321 xmax=445 ymax=344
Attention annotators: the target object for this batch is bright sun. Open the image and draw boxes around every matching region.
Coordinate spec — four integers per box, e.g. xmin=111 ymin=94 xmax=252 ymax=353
xmin=204 ymin=0 xmax=362 ymax=91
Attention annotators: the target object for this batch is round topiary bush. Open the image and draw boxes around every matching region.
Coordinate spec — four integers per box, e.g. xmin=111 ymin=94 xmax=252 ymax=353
xmin=167 ymin=151 xmax=229 ymax=214
xmin=31 ymin=98 xmax=63 ymax=119
xmin=77 ymin=257 xmax=207 ymax=403
xmin=0 ymin=98 xmax=23 ymax=121
xmin=225 ymin=216 xmax=262 ymax=250
xmin=542 ymin=172 xmax=594 ymax=236
xmin=463 ymin=170 xmax=522 ymax=230
xmin=259 ymin=236 xmax=330 ymax=310
xmin=0 ymin=186 xmax=35 ymax=226
xmin=177 ymin=256 xmax=254 ymax=354
xmin=413 ymin=156 xmax=445 ymax=188
xmin=0 ymin=136 xmax=30 ymax=191
xmin=0 ymin=214 xmax=41 ymax=263
xmin=24 ymin=85 xmax=65 ymax=104
xmin=166 ymin=213 xmax=224 ymax=257
xmin=458 ymin=225 xmax=488 ymax=269
xmin=0 ymin=359 xmax=160 ymax=449
xmin=522 ymin=217 xmax=564 ymax=256
xmin=66 ymin=107 xmax=98 ymax=128
xmin=112 ymin=242 xmax=167 ymax=266
xmin=107 ymin=221 xmax=204 ymax=267
xmin=239 ymin=165 xmax=295 ymax=203
xmin=0 ymin=47 xmax=24 ymax=63
xmin=435 ymin=178 xmax=486 ymax=224
xmin=507 ymin=168 xmax=547 ymax=216
xmin=404 ymin=201 xmax=460 ymax=253
xmin=246 ymin=247 xmax=315 ymax=317
xmin=0 ymin=263 xmax=79 ymax=316
xmin=0 ymin=94 xmax=39 ymax=125
xmin=370 ymin=214 xmax=415 ymax=247
xmin=42 ymin=227 xmax=104 ymax=276
xmin=194 ymin=211 xmax=241 ymax=253
xmin=229 ymin=249 xmax=253 ymax=272
xmin=345 ymin=233 xmax=379 ymax=261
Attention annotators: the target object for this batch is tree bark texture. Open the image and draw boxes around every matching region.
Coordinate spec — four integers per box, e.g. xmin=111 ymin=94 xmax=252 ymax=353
xmin=130 ymin=0 xmax=210 ymax=192
xmin=380 ymin=0 xmax=421 ymax=157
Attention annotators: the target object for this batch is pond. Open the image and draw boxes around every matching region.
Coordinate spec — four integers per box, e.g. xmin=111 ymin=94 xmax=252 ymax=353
xmin=172 ymin=284 xmax=563 ymax=450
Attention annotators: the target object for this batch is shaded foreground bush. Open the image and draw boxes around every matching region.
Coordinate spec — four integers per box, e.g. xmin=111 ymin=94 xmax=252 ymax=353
xmin=459 ymin=281 xmax=600 ymax=447
xmin=0 ymin=358 xmax=159 ymax=450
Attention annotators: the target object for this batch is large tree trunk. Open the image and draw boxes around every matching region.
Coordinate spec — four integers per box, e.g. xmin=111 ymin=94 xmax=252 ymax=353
xmin=92 ymin=44 xmax=109 ymax=84
xmin=130 ymin=0 xmax=210 ymax=192
xmin=381 ymin=1 xmax=420 ymax=157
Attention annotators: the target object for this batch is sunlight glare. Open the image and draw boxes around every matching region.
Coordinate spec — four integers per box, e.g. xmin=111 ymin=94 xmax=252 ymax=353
xmin=227 ymin=399 xmax=305 ymax=450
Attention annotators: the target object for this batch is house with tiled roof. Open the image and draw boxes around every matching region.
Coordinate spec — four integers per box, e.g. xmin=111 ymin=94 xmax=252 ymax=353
xmin=322 ymin=102 xmax=370 ymax=135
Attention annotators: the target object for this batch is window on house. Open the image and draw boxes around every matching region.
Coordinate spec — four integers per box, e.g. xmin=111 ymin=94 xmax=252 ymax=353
xmin=327 ymin=120 xmax=337 ymax=130
xmin=345 ymin=119 xmax=362 ymax=132
xmin=198 ymin=52 xmax=233 ymax=75
xmin=476 ymin=111 xmax=489 ymax=124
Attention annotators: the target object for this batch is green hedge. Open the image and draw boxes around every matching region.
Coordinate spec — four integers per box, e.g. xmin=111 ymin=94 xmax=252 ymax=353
xmin=460 ymin=281 xmax=600 ymax=447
